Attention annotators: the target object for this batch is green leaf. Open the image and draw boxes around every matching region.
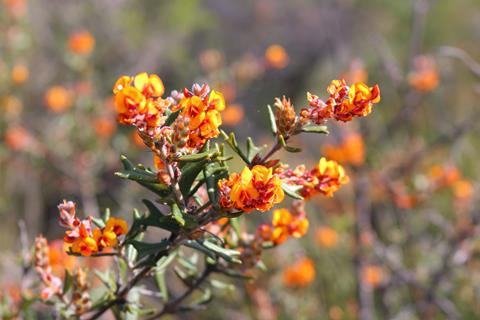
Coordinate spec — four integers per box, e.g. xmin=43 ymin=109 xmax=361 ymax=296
xmin=200 ymin=240 xmax=241 ymax=264
xmin=171 ymin=202 xmax=185 ymax=226
xmin=115 ymin=171 xmax=158 ymax=183
xmin=282 ymin=183 xmax=304 ymax=200
xmin=266 ymin=104 xmax=278 ymax=135
xmin=142 ymin=199 xmax=166 ymax=217
xmin=178 ymin=150 xmax=218 ymax=162
xmin=246 ymin=137 xmax=265 ymax=162
xmin=102 ymin=208 xmax=111 ymax=222
xmin=154 ymin=251 xmax=177 ymax=301
xmin=184 ymin=240 xmax=217 ymax=261
xmin=91 ymin=216 xmax=106 ymax=229
xmin=210 ymin=279 xmax=235 ymax=292
xmin=301 ymin=125 xmax=329 ymax=134
xmin=62 ymin=270 xmax=73 ymax=294
xmin=164 ymin=110 xmax=180 ymax=126
xmin=179 ymin=159 xmax=209 ymax=197
xmin=120 ymin=155 xmax=134 ymax=171
xmin=129 ymin=239 xmax=169 ymax=259
xmin=278 ymin=135 xmax=301 ymax=153
xmin=221 ymin=130 xmax=250 ymax=164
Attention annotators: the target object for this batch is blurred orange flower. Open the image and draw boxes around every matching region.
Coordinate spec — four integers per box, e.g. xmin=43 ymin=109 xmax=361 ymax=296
xmin=222 ymin=104 xmax=244 ymax=126
xmin=11 ymin=63 xmax=29 ymax=85
xmin=453 ymin=179 xmax=473 ymax=201
xmin=408 ymin=55 xmax=439 ymax=92
xmin=362 ymin=265 xmax=383 ymax=288
xmin=199 ymin=49 xmax=224 ymax=70
xmin=265 ymin=44 xmax=289 ymax=69
xmin=44 ymin=86 xmax=73 ymax=113
xmin=93 ymin=116 xmax=117 ymax=139
xmin=68 ymin=30 xmax=95 ymax=55
xmin=342 ymin=59 xmax=368 ymax=84
xmin=282 ymin=257 xmax=316 ymax=288
xmin=4 ymin=125 xmax=34 ymax=151
xmin=48 ymin=240 xmax=77 ymax=277
xmin=131 ymin=130 xmax=146 ymax=148
xmin=323 ymin=132 xmax=365 ymax=166
xmin=3 ymin=0 xmax=26 ymax=17
xmin=315 ymin=226 xmax=338 ymax=248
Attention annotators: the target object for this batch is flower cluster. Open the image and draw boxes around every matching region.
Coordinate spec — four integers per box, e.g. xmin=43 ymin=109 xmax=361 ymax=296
xmin=114 ymin=73 xmax=226 ymax=153
xmin=301 ymin=79 xmax=380 ymax=123
xmin=173 ymin=83 xmax=225 ymax=148
xmin=257 ymin=203 xmax=309 ymax=245
xmin=278 ymin=157 xmax=349 ymax=199
xmin=58 ymin=200 xmax=128 ymax=256
xmin=34 ymin=236 xmax=63 ymax=300
xmin=218 ymin=165 xmax=284 ymax=212
xmin=113 ymin=72 xmax=168 ymax=138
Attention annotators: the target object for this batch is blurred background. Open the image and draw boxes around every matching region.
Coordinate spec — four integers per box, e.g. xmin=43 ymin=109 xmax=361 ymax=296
xmin=1 ymin=0 xmax=480 ymax=319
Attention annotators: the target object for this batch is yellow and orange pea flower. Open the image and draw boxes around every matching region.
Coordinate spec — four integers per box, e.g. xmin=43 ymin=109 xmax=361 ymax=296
xmin=48 ymin=240 xmax=77 ymax=276
xmin=258 ymin=208 xmax=309 ymax=245
xmin=175 ymin=89 xmax=225 ymax=147
xmin=315 ymin=226 xmax=339 ymax=248
xmin=65 ymin=217 xmax=128 ymax=257
xmin=44 ymin=85 xmax=73 ymax=113
xmin=298 ymin=157 xmax=349 ymax=198
xmin=265 ymin=44 xmax=289 ymax=69
xmin=68 ymin=30 xmax=95 ymax=55
xmin=11 ymin=63 xmax=29 ymax=85
xmin=282 ymin=257 xmax=316 ymax=288
xmin=218 ymin=165 xmax=284 ymax=213
xmin=323 ymin=132 xmax=365 ymax=166
xmin=331 ymin=80 xmax=381 ymax=122
xmin=408 ymin=55 xmax=439 ymax=92
xmin=302 ymin=79 xmax=380 ymax=124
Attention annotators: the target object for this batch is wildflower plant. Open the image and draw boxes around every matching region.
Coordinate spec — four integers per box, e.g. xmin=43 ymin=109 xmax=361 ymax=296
xmin=32 ymin=72 xmax=380 ymax=319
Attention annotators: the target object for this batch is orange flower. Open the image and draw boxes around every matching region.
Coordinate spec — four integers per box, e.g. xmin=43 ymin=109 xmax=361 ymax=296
xmin=11 ymin=63 xmax=29 ymax=85
xmin=323 ymin=133 xmax=365 ymax=166
xmin=93 ymin=228 xmax=117 ymax=251
xmin=265 ymin=44 xmax=289 ymax=69
xmin=44 ymin=86 xmax=73 ymax=113
xmin=176 ymin=88 xmax=225 ymax=147
xmin=332 ymin=80 xmax=381 ymax=122
xmin=48 ymin=240 xmax=77 ymax=276
xmin=218 ymin=165 xmax=284 ymax=213
xmin=301 ymin=79 xmax=380 ymax=124
xmin=68 ymin=30 xmax=95 ymax=55
xmin=315 ymin=226 xmax=338 ymax=248
xmin=4 ymin=126 xmax=34 ymax=151
xmin=453 ymin=179 xmax=473 ymax=201
xmin=93 ymin=116 xmax=117 ymax=139
xmin=259 ymin=208 xmax=309 ymax=245
xmin=282 ymin=257 xmax=316 ymax=288
xmin=71 ymin=236 xmax=98 ymax=257
xmin=310 ymin=157 xmax=349 ymax=197
xmin=113 ymin=73 xmax=168 ymax=137
xmin=222 ymin=104 xmax=244 ymax=126
xmin=362 ymin=265 xmax=383 ymax=288
xmin=105 ymin=217 xmax=128 ymax=236
xmin=408 ymin=55 xmax=439 ymax=92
